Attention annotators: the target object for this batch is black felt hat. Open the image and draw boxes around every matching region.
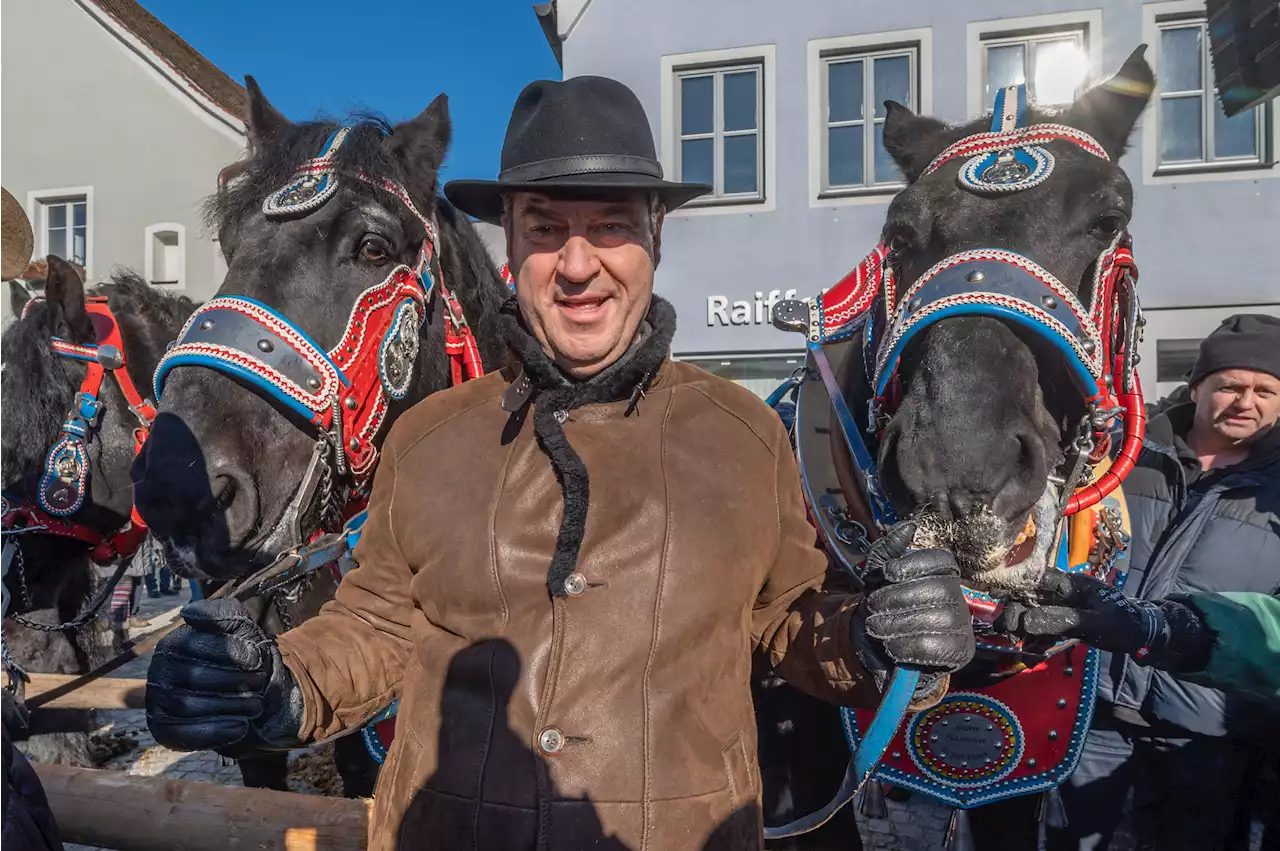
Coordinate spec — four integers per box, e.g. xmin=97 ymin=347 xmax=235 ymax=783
xmin=444 ymin=76 xmax=711 ymax=224
xmin=1189 ymin=313 xmax=1280 ymax=385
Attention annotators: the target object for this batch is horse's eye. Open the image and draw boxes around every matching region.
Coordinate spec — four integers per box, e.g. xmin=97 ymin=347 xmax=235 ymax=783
xmin=358 ymin=236 xmax=390 ymax=264
xmin=1090 ymin=211 xmax=1128 ymax=240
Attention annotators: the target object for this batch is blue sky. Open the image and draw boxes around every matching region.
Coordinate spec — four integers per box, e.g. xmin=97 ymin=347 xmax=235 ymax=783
xmin=140 ymin=0 xmax=561 ymax=182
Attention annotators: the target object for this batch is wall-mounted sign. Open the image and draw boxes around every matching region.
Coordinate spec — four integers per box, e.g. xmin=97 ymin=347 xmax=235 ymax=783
xmin=707 ymin=289 xmax=799 ymax=326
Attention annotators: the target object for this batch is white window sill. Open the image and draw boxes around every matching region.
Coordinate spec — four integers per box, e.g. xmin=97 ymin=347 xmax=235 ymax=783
xmin=668 ymin=195 xmax=775 ymax=217
xmin=1145 ymin=159 xmax=1277 ymax=185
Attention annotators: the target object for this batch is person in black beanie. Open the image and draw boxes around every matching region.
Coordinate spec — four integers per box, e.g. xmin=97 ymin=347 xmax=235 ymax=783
xmin=1002 ymin=313 xmax=1280 ymax=851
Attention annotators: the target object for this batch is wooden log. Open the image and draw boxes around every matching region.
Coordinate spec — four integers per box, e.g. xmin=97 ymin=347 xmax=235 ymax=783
xmin=1 ymin=672 xmax=148 ymax=709
xmin=34 ymin=764 xmax=372 ymax=851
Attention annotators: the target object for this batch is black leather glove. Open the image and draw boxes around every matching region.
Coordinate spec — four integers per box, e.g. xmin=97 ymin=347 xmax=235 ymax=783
xmin=146 ymin=598 xmax=304 ymax=758
xmin=852 ymin=522 xmax=976 ymax=702
xmin=995 ymin=571 xmax=1214 ymax=673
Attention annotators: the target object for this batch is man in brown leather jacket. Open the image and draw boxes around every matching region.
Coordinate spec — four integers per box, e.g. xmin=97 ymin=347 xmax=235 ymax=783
xmin=146 ymin=76 xmax=975 ymax=851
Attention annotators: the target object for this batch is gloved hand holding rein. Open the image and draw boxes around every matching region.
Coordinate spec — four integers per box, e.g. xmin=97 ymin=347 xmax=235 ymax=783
xmin=146 ymin=598 xmax=304 ymax=758
xmin=994 ymin=570 xmax=1215 ymax=674
xmin=851 ymin=521 xmax=977 ymax=704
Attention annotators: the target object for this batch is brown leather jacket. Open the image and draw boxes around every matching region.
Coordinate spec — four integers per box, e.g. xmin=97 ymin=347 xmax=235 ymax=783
xmin=276 ymin=359 xmax=879 ymax=851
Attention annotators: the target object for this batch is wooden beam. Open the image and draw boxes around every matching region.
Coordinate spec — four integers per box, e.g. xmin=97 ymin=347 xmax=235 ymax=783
xmin=34 ymin=764 xmax=371 ymax=851
xmin=0 ymin=672 xmax=148 ymax=710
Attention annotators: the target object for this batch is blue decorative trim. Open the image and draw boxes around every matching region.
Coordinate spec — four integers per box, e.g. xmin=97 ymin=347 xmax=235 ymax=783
xmin=39 ymin=436 xmax=88 ymax=516
xmin=154 ymin=352 xmax=322 ymax=425
xmin=378 ymin=301 xmax=420 ymax=400
xmin=361 ymin=699 xmax=400 ymax=765
xmin=875 ymin=301 xmax=1100 ymax=399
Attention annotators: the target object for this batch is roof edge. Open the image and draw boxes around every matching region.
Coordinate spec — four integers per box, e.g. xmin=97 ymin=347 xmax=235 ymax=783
xmin=75 ymin=0 xmax=246 ymax=140
xmin=533 ymin=2 xmax=563 ymax=68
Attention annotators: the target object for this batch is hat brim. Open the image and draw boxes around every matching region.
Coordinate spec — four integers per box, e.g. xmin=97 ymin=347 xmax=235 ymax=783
xmin=2 ymin=188 xmax=35 ymax=282
xmin=444 ymin=173 xmax=713 ymax=225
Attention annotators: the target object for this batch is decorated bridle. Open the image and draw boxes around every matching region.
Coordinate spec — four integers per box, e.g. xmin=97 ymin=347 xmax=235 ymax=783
xmin=765 ymin=84 xmax=1145 ymax=840
xmin=2 ymin=298 xmax=155 ymax=565
xmin=154 ymin=129 xmax=482 ymax=526
xmin=776 ymin=84 xmax=1146 ymax=530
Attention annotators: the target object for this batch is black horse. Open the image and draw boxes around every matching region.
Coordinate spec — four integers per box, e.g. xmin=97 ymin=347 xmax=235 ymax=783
xmin=131 ymin=79 xmax=510 ymax=795
xmin=2 ymin=257 xmax=195 ymax=767
xmin=760 ymin=48 xmax=1155 ymax=851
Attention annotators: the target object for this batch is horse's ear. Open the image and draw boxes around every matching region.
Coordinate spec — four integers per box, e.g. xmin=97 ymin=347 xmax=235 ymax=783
xmin=244 ymin=75 xmax=290 ymax=155
xmin=882 ymin=101 xmax=953 ymax=183
xmin=9 ymin=280 xmax=31 ymax=319
xmin=44 ymin=255 xmax=92 ymax=343
xmin=387 ymin=94 xmax=452 ymax=193
xmin=1063 ymin=45 xmax=1155 ymax=160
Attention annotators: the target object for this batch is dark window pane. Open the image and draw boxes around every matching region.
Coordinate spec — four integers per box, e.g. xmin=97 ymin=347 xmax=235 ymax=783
xmin=1157 ymin=338 xmax=1202 ymax=382
xmin=828 ymin=125 xmax=865 ymax=187
xmin=873 ymin=123 xmax=900 ymax=183
xmin=72 ymin=202 xmax=86 ymax=228
xmin=1160 ymin=27 xmax=1202 ymax=92
xmin=828 ymin=60 xmax=864 ymax=123
xmin=986 ymin=44 xmax=1026 ymax=97
xmin=723 ymin=70 xmax=758 ymax=132
xmin=1161 ymin=96 xmax=1203 ymax=162
xmin=47 ymin=204 xmax=66 ymax=229
xmin=1213 ymin=100 xmax=1257 ymax=158
xmin=46 ymin=227 xmax=66 ymax=260
xmin=874 ymin=55 xmax=911 ymax=118
xmin=680 ymin=75 xmax=714 ymax=136
xmin=723 ymin=134 xmax=758 ymax=194
xmin=681 ymin=138 xmax=714 ymax=187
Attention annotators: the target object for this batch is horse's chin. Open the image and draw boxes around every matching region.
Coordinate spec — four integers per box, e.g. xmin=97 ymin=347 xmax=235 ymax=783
xmin=912 ymin=484 xmax=1060 ymax=595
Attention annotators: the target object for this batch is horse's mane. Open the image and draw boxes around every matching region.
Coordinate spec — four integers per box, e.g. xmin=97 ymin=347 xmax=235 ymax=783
xmin=205 ymin=114 xmax=415 ymax=235
xmin=206 ymin=110 xmax=510 ymax=372
xmin=1 ymin=271 xmax=195 ymax=487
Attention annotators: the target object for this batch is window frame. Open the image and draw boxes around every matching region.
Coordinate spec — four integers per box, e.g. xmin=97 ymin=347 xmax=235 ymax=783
xmin=966 ymin=11 xmax=1103 ymax=118
xmin=144 ymin=222 xmax=187 ymax=289
xmin=820 ymin=47 xmax=919 ymax=195
xmin=661 ymin=44 xmax=777 ymax=216
xmin=26 ymin=186 xmax=95 ymax=277
xmin=808 ymin=28 xmax=934 ymax=208
xmin=1141 ymin=0 xmax=1278 ymax=185
xmin=673 ymin=63 xmax=765 ymax=204
xmin=1153 ymin=17 xmax=1268 ymax=172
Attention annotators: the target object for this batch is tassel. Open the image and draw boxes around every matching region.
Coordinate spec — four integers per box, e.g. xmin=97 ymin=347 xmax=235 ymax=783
xmin=1041 ymin=787 xmax=1069 ymax=830
xmin=858 ymin=780 xmax=888 ymax=819
xmin=944 ymin=808 xmax=976 ymax=851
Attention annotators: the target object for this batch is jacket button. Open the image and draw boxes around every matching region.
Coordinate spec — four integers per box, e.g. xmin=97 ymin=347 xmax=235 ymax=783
xmin=564 ymin=573 xmax=587 ymax=596
xmin=538 ymin=727 xmax=565 ymax=755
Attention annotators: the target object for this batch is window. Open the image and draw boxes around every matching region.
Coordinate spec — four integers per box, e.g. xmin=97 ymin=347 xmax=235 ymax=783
xmin=982 ymin=30 xmax=1088 ymax=107
xmin=1155 ymin=18 xmax=1266 ymax=169
xmin=27 ymin=187 xmax=93 ymax=276
xmin=661 ymin=45 xmax=776 ymax=214
xmin=967 ymin=12 xmax=1101 ymax=116
xmin=820 ymin=48 xmax=917 ymax=193
xmin=39 ymin=197 xmax=88 ymax=266
xmin=676 ymin=64 xmax=763 ymax=201
xmin=144 ymin=223 xmax=186 ymax=288
xmin=1156 ymin=338 xmax=1201 ymax=383
xmin=678 ymin=354 xmax=805 ymax=401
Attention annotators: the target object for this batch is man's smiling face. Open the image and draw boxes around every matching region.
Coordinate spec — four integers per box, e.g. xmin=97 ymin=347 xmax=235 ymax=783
xmin=504 ymin=191 xmax=662 ymax=379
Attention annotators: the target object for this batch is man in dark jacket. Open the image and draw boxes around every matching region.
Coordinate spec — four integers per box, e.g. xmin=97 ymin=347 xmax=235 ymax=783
xmin=1019 ymin=314 xmax=1280 ymax=851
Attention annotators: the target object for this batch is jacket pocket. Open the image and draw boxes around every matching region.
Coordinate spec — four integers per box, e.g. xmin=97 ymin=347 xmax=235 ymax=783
xmin=721 ymin=732 xmax=755 ymax=810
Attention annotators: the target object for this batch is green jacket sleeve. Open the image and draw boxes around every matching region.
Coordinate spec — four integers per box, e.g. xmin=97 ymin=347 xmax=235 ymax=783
xmin=1178 ymin=592 xmax=1280 ymax=702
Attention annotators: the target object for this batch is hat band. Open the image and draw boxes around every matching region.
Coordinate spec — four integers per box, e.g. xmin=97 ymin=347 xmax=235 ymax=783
xmin=499 ymin=154 xmax=663 ymax=183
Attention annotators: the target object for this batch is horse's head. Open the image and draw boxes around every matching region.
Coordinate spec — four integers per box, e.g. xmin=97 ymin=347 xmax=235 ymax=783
xmin=2 ymin=258 xmax=192 ymax=593
xmin=132 ymin=79 xmax=507 ymax=580
xmin=869 ymin=48 xmax=1153 ymax=592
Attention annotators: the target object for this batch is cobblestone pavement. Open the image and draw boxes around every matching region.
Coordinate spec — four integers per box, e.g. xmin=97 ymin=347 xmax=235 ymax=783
xmin=49 ymin=585 xmax=1262 ymax=851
